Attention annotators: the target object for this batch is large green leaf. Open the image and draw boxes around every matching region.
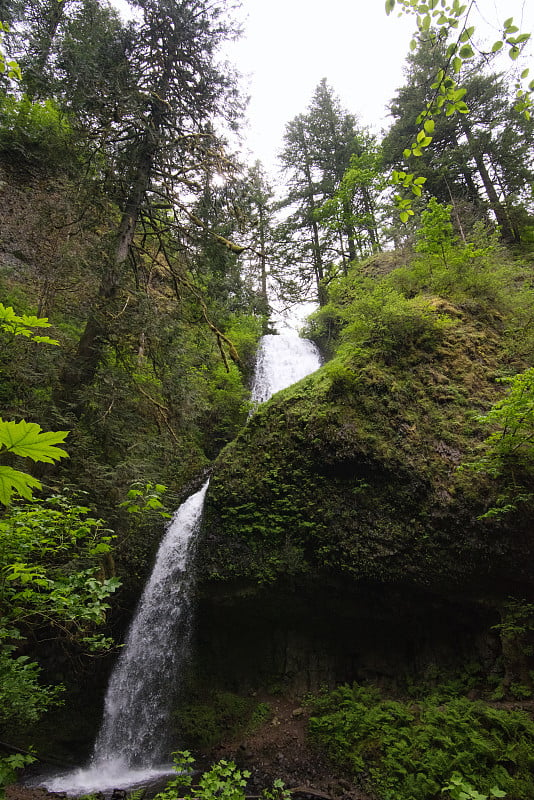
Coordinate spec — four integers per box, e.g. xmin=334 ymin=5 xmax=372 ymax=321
xmin=0 ymin=419 xmax=68 ymax=462
xmin=0 ymin=466 xmax=42 ymax=505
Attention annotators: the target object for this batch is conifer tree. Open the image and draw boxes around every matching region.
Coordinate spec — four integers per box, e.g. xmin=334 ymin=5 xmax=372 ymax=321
xmin=383 ymin=38 xmax=534 ymax=242
xmin=58 ymin=0 xmax=243 ymax=395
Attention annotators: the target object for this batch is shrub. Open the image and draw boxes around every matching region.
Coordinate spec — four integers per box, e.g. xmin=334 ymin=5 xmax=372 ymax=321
xmin=0 ymin=95 xmax=78 ymax=170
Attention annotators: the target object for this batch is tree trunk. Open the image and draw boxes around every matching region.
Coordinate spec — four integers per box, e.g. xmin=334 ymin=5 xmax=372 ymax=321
xmin=57 ymin=123 xmax=159 ymax=399
xmin=460 ymin=118 xmax=520 ymax=244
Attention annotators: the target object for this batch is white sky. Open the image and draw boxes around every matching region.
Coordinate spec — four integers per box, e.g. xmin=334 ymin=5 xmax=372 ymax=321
xmin=222 ymin=0 xmax=534 ymax=179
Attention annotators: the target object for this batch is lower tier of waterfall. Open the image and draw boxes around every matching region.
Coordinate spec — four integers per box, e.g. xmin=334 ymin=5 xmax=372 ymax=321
xmin=40 ymin=481 xmax=209 ymax=794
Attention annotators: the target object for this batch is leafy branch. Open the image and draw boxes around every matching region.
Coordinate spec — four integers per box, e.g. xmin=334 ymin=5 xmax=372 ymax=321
xmin=0 ymin=21 xmax=21 ymax=82
xmin=0 ymin=305 xmax=67 ymax=504
xmin=385 ymin=0 xmax=532 ymax=220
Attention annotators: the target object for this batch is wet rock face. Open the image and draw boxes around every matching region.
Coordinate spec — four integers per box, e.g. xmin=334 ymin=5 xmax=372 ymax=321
xmin=191 ymin=578 xmax=500 ymax=694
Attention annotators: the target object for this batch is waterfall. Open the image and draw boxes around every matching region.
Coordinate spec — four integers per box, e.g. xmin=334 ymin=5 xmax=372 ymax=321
xmin=251 ymin=332 xmax=322 ymax=405
xmin=39 ymin=329 xmax=321 ymax=795
xmin=41 ymin=483 xmax=209 ymax=794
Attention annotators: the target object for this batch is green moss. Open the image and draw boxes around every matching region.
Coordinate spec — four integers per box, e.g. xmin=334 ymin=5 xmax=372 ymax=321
xmin=199 ymin=286 xmax=534 ymax=599
xmin=173 ymin=691 xmax=272 ymax=749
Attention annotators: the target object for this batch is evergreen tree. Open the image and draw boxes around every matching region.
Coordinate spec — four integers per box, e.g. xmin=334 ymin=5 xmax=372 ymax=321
xmin=382 ymin=37 xmax=534 ymax=242
xmin=58 ymin=0 xmax=243 ymax=396
xmin=278 ymin=81 xmax=383 ymax=305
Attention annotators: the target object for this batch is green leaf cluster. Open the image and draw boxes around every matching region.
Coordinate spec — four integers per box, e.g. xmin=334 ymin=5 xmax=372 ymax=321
xmin=154 ymin=750 xmax=290 ymax=800
xmin=0 ymin=417 xmax=68 ymax=505
xmin=120 ymin=482 xmax=171 ymax=518
xmin=0 ymin=22 xmax=21 ymax=81
xmin=386 ymin=0 xmax=533 ymax=220
xmin=461 ymin=369 xmax=534 ymax=517
xmin=0 ymin=303 xmax=59 ymax=345
xmin=0 ymin=495 xmax=121 ymax=736
xmin=0 ymin=95 xmax=79 ymax=170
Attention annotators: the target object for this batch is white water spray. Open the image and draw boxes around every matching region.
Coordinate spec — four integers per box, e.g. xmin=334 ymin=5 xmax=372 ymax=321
xmin=40 ymin=328 xmax=321 ymax=794
xmin=251 ymin=331 xmax=321 ymax=405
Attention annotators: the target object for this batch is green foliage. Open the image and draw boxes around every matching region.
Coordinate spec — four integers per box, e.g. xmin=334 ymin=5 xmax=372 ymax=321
xmin=175 ymin=691 xmax=271 ymax=748
xmin=473 ymin=369 xmax=534 ymax=474
xmin=0 ymin=495 xmax=120 ymax=732
xmin=414 ymin=197 xmax=455 ymax=255
xmin=0 ymin=752 xmax=36 ymax=788
xmin=120 ymin=482 xmax=171 ymax=518
xmin=331 ymin=283 xmax=453 ymax=362
xmin=0 ymin=495 xmax=119 ymax=627
xmin=0 ymin=305 xmax=67 ymax=505
xmin=154 ymin=751 xmax=290 ymax=800
xmin=389 ymin=221 xmax=517 ymax=313
xmin=0 ymin=639 xmax=63 ymax=727
xmin=0 ymin=303 xmax=59 ymax=346
xmin=493 ymin=599 xmax=534 ymax=649
xmin=0 ymin=417 xmax=69 ymax=505
xmin=462 ymin=369 xmax=534 ymax=517
xmin=308 ymin=683 xmax=534 ymax=800
xmin=385 ymin=0 xmax=533 ymax=219
xmin=0 ymin=95 xmax=77 ymax=170
xmin=442 ymin=772 xmax=506 ymax=800
xmin=0 ymin=21 xmax=21 ymax=82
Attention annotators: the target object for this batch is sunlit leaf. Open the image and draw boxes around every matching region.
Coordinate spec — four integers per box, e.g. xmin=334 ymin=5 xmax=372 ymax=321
xmin=0 ymin=466 xmax=41 ymax=505
xmin=459 ymin=44 xmax=474 ymax=59
xmin=0 ymin=419 xmax=69 ymax=462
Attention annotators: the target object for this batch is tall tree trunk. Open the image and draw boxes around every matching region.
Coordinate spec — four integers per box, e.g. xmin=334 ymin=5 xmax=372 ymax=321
xmin=57 ymin=114 xmax=160 ymax=399
xmin=297 ymin=121 xmax=325 ymax=305
xmin=460 ymin=118 xmax=519 ymax=244
xmin=257 ymin=202 xmax=269 ymax=313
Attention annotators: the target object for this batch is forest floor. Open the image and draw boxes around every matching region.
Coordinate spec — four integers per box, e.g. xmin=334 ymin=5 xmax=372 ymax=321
xmin=202 ymin=695 xmax=368 ymax=800
xmin=6 ymin=698 xmax=534 ymax=800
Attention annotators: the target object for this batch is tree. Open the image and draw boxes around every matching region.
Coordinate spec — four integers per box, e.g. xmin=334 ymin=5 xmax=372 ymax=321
xmin=278 ymin=82 xmax=384 ymax=304
xmin=237 ymin=161 xmax=275 ymax=319
xmin=279 ymin=112 xmax=328 ymax=305
xmin=384 ymin=0 xmax=533 ymax=224
xmin=383 ymin=38 xmax=534 ymax=241
xmin=57 ymin=0 xmax=243 ymax=397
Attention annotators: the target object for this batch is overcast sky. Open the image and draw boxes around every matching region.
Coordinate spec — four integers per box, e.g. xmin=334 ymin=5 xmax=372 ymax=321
xmin=222 ymin=0 xmax=534 ymax=179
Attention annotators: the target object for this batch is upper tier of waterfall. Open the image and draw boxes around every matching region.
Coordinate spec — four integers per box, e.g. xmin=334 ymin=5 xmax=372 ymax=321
xmin=251 ymin=332 xmax=322 ymax=405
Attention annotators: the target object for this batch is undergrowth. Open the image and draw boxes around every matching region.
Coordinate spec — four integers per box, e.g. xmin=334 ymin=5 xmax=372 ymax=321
xmin=308 ymin=683 xmax=534 ymax=800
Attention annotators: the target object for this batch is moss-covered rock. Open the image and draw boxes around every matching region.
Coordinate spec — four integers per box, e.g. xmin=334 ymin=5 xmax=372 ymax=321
xmin=198 ymin=301 xmax=533 ymax=598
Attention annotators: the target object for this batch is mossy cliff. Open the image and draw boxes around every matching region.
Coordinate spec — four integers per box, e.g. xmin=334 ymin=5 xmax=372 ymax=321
xmin=192 ymin=289 xmax=534 ymax=691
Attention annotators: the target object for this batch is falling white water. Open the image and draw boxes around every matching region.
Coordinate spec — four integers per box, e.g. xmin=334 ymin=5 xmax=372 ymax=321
xmin=251 ymin=331 xmax=322 ymax=405
xmin=38 ymin=326 xmax=321 ymax=795
xmin=41 ymin=482 xmax=209 ymax=794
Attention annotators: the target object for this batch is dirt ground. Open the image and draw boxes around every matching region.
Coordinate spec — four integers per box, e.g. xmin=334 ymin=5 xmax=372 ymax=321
xmin=202 ymin=695 xmax=369 ymax=800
